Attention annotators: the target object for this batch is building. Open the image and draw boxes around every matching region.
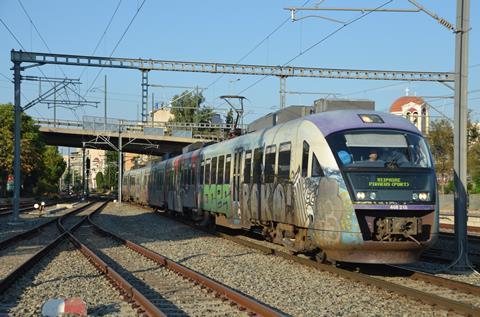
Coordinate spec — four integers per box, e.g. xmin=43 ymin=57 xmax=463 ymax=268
xmin=151 ymin=107 xmax=174 ymax=123
xmin=61 ymin=148 xmax=107 ymax=192
xmin=389 ymin=91 xmax=429 ymax=135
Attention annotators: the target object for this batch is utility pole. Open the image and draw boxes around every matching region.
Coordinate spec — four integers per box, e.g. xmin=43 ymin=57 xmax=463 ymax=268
xmin=118 ymin=135 xmax=122 ymax=204
xmin=104 ymin=74 xmax=107 ymax=129
xmin=452 ymin=0 xmax=470 ymax=271
xmin=82 ymin=144 xmax=86 ymax=198
xmin=12 ymin=62 xmax=21 ymax=222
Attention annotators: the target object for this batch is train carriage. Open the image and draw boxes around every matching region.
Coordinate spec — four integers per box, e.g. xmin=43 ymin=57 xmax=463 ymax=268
xmin=122 ymin=110 xmax=438 ymax=264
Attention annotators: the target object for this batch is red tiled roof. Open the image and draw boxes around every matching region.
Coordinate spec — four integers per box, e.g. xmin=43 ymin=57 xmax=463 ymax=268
xmin=390 ymin=96 xmax=424 ymax=113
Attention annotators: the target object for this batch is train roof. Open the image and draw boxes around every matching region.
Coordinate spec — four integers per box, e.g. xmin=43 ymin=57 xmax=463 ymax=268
xmin=305 ymin=110 xmax=421 ymax=137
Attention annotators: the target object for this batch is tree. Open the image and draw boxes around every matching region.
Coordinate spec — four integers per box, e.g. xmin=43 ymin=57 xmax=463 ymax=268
xmin=0 ymin=103 xmax=45 ymax=197
xmin=38 ymin=146 xmax=66 ymax=194
xmin=95 ymin=172 xmax=105 ymax=192
xmin=169 ymin=90 xmax=215 ymax=136
xmin=428 ymin=114 xmax=480 ymax=194
xmin=104 ymin=151 xmax=118 ymax=192
xmin=169 ymin=90 xmax=204 ymax=123
xmin=226 ymin=109 xmax=234 ymax=125
xmin=427 ymin=119 xmax=453 ymax=193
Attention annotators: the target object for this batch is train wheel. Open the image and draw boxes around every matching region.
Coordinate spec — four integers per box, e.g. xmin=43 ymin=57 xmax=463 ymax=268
xmin=315 ymin=250 xmax=328 ymax=264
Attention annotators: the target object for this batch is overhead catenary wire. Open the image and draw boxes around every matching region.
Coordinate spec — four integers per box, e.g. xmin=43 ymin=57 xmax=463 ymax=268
xmin=205 ymin=0 xmax=312 ymax=92
xmin=234 ymin=0 xmax=394 ymax=98
xmin=17 ymin=0 xmax=68 ymax=79
xmin=84 ymin=0 xmax=147 ymax=99
xmin=78 ymin=0 xmax=123 ymax=81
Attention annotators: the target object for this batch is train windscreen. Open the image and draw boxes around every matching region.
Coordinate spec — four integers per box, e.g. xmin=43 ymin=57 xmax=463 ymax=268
xmin=327 ymin=130 xmax=435 ymax=203
xmin=328 ymin=130 xmax=432 ymax=169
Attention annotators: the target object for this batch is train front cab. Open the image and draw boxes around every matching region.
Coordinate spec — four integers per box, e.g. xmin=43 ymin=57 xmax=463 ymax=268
xmin=316 ymin=126 xmax=438 ymax=264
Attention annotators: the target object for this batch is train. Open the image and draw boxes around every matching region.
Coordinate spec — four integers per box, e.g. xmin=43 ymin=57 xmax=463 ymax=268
xmin=122 ymin=110 xmax=438 ymax=264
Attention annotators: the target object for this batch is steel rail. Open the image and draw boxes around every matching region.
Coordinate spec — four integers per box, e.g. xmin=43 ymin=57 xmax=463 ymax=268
xmin=0 ymin=196 xmax=80 ymax=217
xmin=0 ymin=200 xmax=95 ymax=250
xmin=86 ymin=213 xmax=283 ymax=317
xmin=0 ymin=200 xmax=100 ymax=295
xmin=388 ymin=265 xmax=480 ymax=296
xmin=65 ymin=205 xmax=165 ymax=317
xmin=154 ymin=209 xmax=480 ymax=316
xmin=441 ymin=223 xmax=480 ymax=234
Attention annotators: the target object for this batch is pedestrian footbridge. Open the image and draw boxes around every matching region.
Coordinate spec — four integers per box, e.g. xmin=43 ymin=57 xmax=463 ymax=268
xmin=35 ymin=116 xmax=233 ymax=155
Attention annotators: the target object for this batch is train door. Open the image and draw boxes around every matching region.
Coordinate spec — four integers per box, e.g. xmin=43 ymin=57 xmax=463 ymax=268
xmin=216 ymin=155 xmax=225 ymax=214
xmin=252 ymin=147 xmax=263 ymax=220
xmin=232 ymin=149 xmax=242 ymax=221
xmin=210 ymin=157 xmax=218 ymax=212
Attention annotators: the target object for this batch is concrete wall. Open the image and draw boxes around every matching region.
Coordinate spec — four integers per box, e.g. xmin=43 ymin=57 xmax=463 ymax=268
xmin=439 ymin=194 xmax=480 ymax=211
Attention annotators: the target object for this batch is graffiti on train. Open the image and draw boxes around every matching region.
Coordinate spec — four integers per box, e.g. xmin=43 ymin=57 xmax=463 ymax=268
xmin=241 ymin=173 xmax=357 ymax=245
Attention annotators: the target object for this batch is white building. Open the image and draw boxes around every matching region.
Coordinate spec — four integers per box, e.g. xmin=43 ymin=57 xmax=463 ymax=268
xmin=389 ymin=92 xmax=429 ymax=135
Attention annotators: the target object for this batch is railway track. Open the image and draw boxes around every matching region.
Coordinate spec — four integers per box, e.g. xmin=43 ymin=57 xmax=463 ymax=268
xmin=420 ymin=231 xmax=480 ymax=266
xmin=0 ymin=196 xmax=79 ymax=217
xmin=0 ymin=201 xmax=98 ymax=283
xmin=73 ymin=212 xmax=284 ymax=316
xmin=154 ymin=209 xmax=480 ymax=317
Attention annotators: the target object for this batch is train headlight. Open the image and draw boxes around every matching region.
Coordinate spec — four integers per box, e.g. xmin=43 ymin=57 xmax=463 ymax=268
xmin=418 ymin=192 xmax=430 ymax=201
xmin=34 ymin=203 xmax=39 ymax=209
xmin=369 ymin=192 xmax=376 ymax=200
xmin=412 ymin=193 xmax=419 ymax=201
xmin=356 ymin=192 xmax=366 ymax=200
xmin=41 ymin=201 xmax=45 ymax=206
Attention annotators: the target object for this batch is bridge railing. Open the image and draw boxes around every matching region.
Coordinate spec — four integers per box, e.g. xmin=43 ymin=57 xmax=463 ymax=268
xmin=34 ymin=116 xmax=245 ymax=141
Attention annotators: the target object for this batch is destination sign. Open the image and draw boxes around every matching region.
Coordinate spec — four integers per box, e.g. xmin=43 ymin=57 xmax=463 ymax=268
xmin=367 ymin=177 xmax=410 ymax=188
xmin=347 ymin=172 xmax=434 ymax=191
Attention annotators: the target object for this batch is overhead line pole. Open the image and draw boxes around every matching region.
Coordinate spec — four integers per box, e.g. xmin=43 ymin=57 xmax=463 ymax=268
xmin=12 ymin=62 xmax=21 ymax=222
xmin=452 ymin=0 xmax=470 ymax=271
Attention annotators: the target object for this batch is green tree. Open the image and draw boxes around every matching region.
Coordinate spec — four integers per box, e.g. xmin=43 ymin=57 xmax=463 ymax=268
xmin=226 ymin=109 xmax=234 ymax=125
xmin=428 ymin=119 xmax=453 ymax=193
xmin=104 ymin=151 xmax=118 ymax=192
xmin=0 ymin=104 xmax=45 ymax=197
xmin=95 ymin=172 xmax=105 ymax=192
xmin=169 ymin=90 xmax=204 ymax=123
xmin=39 ymin=146 xmax=66 ymax=194
xmin=169 ymin=90 xmax=215 ymax=136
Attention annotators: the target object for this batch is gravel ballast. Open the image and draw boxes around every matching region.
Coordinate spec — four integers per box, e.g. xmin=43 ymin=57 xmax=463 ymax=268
xmin=94 ymin=203 xmax=462 ymax=317
xmin=0 ymin=241 xmax=137 ymax=316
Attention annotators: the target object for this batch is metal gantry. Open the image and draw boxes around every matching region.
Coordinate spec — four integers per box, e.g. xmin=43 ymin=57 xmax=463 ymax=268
xmin=10 ymin=49 xmax=454 ymax=221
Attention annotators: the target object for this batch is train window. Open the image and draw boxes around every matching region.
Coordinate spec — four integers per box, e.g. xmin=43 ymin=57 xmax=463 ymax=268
xmin=311 ymin=153 xmax=324 ymax=177
xmin=302 ymin=141 xmax=309 ymax=177
xmin=218 ymin=155 xmax=225 ymax=184
xmin=211 ymin=157 xmax=217 ymax=184
xmin=264 ymin=145 xmax=276 ymax=183
xmin=244 ymin=150 xmax=252 ymax=183
xmin=200 ymin=160 xmax=205 ymax=184
xmin=225 ymin=155 xmax=231 ymax=184
xmin=278 ymin=142 xmax=291 ymax=181
xmin=253 ymin=148 xmax=263 ymax=183
xmin=205 ymin=159 xmax=211 ymax=185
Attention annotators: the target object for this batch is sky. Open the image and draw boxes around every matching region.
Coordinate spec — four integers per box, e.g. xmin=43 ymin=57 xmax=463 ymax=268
xmin=0 ymin=0 xmax=479 ymax=126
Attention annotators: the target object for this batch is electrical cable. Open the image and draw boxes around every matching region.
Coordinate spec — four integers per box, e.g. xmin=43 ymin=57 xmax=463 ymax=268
xmin=17 ymin=0 xmax=68 ymax=78
xmin=206 ymin=0 xmax=312 ymax=91
xmin=84 ymin=0 xmax=147 ymax=98
xmin=234 ymin=0 xmax=394 ymax=99
xmin=78 ymin=0 xmax=123 ymax=80
xmin=0 ymin=17 xmax=26 ymax=50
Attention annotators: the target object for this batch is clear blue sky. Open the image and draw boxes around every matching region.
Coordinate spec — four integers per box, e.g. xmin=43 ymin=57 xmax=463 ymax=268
xmin=0 ymin=0 xmax=478 ymax=124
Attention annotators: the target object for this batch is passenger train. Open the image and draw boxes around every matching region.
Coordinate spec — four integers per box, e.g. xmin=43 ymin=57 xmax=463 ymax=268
xmin=122 ymin=110 xmax=438 ymax=264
